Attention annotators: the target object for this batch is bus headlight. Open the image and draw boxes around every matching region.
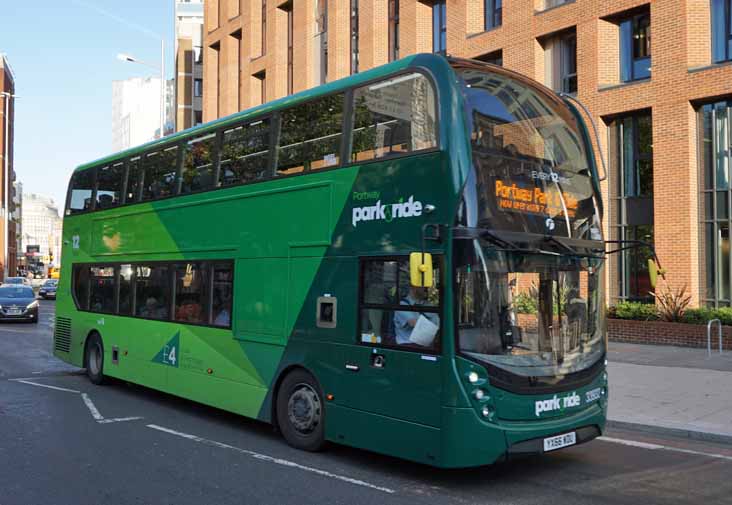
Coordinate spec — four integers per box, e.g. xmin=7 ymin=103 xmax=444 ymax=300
xmin=474 ymin=389 xmax=485 ymax=400
xmin=482 ymin=406 xmax=491 ymax=417
xmin=468 ymin=371 xmax=479 ymax=384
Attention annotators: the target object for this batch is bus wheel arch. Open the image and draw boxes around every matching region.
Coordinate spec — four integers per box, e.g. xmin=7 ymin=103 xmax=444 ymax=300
xmin=83 ymin=330 xmax=106 ymax=385
xmin=273 ymin=366 xmax=326 ymax=452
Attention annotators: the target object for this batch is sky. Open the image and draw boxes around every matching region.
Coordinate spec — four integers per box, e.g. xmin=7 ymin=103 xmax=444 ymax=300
xmin=0 ymin=1 xmax=175 ymax=209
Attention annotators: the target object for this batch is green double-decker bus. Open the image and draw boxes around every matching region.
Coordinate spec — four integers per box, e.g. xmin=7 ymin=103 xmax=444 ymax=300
xmin=55 ymin=54 xmax=608 ymax=467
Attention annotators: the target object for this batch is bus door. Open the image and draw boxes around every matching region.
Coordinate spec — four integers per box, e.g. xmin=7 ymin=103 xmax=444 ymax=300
xmin=333 ymin=257 xmax=443 ymax=449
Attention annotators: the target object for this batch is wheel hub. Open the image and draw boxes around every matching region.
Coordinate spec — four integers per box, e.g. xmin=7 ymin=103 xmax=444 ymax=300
xmin=287 ymin=384 xmax=321 ymax=434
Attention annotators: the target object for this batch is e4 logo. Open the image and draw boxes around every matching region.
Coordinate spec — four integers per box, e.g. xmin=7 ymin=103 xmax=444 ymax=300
xmin=153 ymin=332 xmax=180 ymax=368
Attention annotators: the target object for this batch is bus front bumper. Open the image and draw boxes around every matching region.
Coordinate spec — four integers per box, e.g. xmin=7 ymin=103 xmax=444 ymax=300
xmin=440 ymin=402 xmax=606 ymax=468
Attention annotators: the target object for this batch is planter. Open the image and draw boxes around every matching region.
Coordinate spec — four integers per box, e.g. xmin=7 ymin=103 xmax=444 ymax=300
xmin=608 ymin=318 xmax=732 ymax=351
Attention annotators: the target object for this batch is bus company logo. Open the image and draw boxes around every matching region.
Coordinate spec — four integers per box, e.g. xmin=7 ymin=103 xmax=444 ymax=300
xmin=530 ymin=170 xmax=570 ymax=185
xmin=535 ymin=392 xmax=581 ymax=417
xmin=352 ymin=195 xmax=423 ymax=227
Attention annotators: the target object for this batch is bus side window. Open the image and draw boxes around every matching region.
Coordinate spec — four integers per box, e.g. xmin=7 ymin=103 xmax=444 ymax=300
xmin=277 ymin=93 xmax=345 ymax=176
xmin=135 ymin=265 xmax=171 ymax=320
xmin=96 ymin=162 xmax=124 ymax=209
xmin=73 ymin=265 xmax=90 ymax=310
xmin=89 ymin=266 xmax=116 ymax=314
xmin=67 ymin=169 xmax=96 ymax=215
xmin=211 ymin=264 xmax=233 ymax=327
xmin=142 ymin=146 xmax=179 ymax=201
xmin=219 ymin=119 xmax=271 ymax=187
xmin=350 ymin=73 xmax=437 ymax=162
xmin=126 ymin=157 xmax=142 ymax=203
xmin=181 ymin=133 xmax=217 ymax=194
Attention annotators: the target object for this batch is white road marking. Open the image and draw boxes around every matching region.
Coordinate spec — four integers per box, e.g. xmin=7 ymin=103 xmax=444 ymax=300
xmin=98 ymin=416 xmax=144 ymax=424
xmin=81 ymin=393 xmax=104 ymax=421
xmin=598 ymin=436 xmax=732 ymax=462
xmin=9 ymin=379 xmax=80 ymax=393
xmin=147 ymin=424 xmax=396 ymax=494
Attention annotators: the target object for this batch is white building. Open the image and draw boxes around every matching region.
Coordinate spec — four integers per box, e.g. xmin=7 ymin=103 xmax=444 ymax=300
xmin=21 ymin=193 xmax=63 ymax=268
xmin=111 ymin=77 xmax=174 ymax=151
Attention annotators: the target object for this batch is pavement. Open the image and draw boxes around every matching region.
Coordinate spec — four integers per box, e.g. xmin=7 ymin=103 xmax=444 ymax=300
xmin=608 ymin=342 xmax=732 ymax=443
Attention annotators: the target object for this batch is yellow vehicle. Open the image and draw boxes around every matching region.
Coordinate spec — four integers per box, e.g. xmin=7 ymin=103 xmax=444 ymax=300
xmin=49 ymin=267 xmax=60 ymax=280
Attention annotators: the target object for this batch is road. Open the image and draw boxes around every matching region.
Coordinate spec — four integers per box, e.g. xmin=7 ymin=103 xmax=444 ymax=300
xmin=1 ymin=300 xmax=731 ymax=505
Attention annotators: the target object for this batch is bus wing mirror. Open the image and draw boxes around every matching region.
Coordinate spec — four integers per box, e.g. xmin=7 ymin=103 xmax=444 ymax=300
xmin=648 ymin=258 xmax=667 ymax=289
xmin=410 ymin=252 xmax=433 ymax=287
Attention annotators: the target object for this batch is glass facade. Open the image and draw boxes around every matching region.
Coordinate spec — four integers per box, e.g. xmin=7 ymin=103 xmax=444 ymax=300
xmin=609 ymin=112 xmax=654 ymax=301
xmin=700 ymin=100 xmax=732 ymax=307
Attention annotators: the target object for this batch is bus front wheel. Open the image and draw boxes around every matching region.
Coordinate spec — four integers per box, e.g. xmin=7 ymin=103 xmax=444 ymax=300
xmin=276 ymin=369 xmax=325 ymax=452
xmin=85 ymin=333 xmax=106 ymax=385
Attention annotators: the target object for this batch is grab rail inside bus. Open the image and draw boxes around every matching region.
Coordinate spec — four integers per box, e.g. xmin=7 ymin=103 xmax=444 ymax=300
xmin=559 ymin=92 xmax=608 ymax=183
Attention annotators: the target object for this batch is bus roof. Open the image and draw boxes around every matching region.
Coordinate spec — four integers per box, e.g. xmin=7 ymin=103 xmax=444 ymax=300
xmin=74 ymin=53 xmax=453 ymax=174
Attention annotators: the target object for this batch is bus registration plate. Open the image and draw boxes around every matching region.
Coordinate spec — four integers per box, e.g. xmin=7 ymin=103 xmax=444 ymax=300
xmin=543 ymin=432 xmax=576 ymax=452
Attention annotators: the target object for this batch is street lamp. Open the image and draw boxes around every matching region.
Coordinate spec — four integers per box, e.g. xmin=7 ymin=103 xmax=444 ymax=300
xmin=1 ymin=91 xmax=18 ymax=280
xmin=116 ymin=39 xmax=165 ymax=139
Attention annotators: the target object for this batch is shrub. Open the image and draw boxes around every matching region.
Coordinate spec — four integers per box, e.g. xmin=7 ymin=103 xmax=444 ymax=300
xmin=513 ymin=292 xmax=537 ymax=314
xmin=608 ymin=301 xmax=658 ymax=321
xmin=682 ymin=307 xmax=732 ymax=326
xmin=652 ymin=285 xmax=692 ymax=322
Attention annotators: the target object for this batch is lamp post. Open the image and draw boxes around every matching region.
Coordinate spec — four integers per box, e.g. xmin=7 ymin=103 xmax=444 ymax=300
xmin=1 ymin=91 xmax=18 ymax=280
xmin=117 ymin=39 xmax=165 ymax=138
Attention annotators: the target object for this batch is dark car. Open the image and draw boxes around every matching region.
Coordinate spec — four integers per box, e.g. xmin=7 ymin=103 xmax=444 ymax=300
xmin=0 ymin=286 xmax=39 ymax=323
xmin=38 ymin=279 xmax=58 ymax=300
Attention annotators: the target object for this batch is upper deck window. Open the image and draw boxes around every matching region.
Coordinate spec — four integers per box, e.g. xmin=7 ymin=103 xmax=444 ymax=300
xmin=141 ymin=146 xmax=179 ymax=201
xmin=220 ymin=119 xmax=271 ymax=186
xmin=181 ymin=133 xmax=217 ymax=194
xmin=67 ymin=169 xmax=95 ymax=215
xmin=350 ymin=73 xmax=437 ymax=162
xmin=96 ymin=162 xmax=124 ymax=209
xmin=277 ymin=93 xmax=345 ymax=175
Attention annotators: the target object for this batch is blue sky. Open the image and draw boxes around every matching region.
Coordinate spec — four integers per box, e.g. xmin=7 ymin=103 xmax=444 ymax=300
xmin=1 ymin=1 xmax=175 ymax=209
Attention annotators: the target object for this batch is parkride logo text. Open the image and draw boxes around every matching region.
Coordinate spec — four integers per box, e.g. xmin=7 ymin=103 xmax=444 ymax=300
xmin=352 ymin=195 xmax=423 ymax=227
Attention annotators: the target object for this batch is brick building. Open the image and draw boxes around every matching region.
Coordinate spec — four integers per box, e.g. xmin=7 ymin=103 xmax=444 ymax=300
xmin=0 ymin=53 xmax=18 ymax=281
xmin=175 ymin=0 xmax=205 ymax=131
xmin=203 ymin=0 xmax=732 ymax=308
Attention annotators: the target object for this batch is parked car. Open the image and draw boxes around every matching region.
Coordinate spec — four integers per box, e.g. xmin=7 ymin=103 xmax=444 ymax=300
xmin=0 ymin=286 xmax=39 ymax=323
xmin=2 ymin=277 xmax=31 ymax=287
xmin=38 ymin=279 xmax=58 ymax=300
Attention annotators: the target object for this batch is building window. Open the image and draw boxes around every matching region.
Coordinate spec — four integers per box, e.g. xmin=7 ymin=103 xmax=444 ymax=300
xmin=351 ymin=0 xmax=359 ymax=74
xmin=543 ymin=0 xmax=569 ymax=9
xmin=620 ymin=11 xmax=651 ymax=82
xmin=432 ymin=1 xmax=447 ymax=54
xmin=700 ymin=100 xmax=732 ymax=306
xmin=712 ymin=0 xmax=732 ymax=63
xmin=544 ymin=30 xmax=577 ymax=94
xmin=253 ymin=71 xmax=266 ymax=104
xmin=609 ymin=112 xmax=654 ymax=302
xmin=194 ymin=78 xmax=203 ymax=97
xmin=194 ymin=110 xmax=203 ymax=126
xmin=316 ymin=0 xmax=328 ymax=84
xmin=388 ymin=0 xmax=400 ymax=61
xmin=476 ymin=49 xmax=502 ymax=66
xmin=485 ymin=0 xmax=502 ymax=30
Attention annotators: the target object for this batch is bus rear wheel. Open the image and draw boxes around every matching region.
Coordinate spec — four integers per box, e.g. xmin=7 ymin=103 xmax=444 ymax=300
xmin=276 ymin=369 xmax=325 ymax=452
xmin=85 ymin=333 xmax=106 ymax=385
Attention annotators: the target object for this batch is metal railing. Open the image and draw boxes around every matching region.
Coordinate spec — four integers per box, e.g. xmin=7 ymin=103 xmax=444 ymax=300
xmin=707 ymin=319 xmax=723 ymax=357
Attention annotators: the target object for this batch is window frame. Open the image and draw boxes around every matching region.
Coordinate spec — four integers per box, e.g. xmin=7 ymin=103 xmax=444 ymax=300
xmin=432 ymin=1 xmax=447 ymax=54
xmin=71 ymin=260 xmax=235 ymax=329
xmin=64 ymin=68 xmax=441 ymax=216
xmin=357 ymin=255 xmax=444 ymax=355
xmin=388 ymin=0 xmax=400 ymax=62
xmin=619 ymin=11 xmax=651 ymax=82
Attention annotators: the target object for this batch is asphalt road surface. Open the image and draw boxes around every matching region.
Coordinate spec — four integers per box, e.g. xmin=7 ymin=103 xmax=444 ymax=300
xmin=1 ymin=300 xmax=731 ymax=505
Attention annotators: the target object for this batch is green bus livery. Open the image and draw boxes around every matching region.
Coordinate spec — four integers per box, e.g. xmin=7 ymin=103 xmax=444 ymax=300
xmin=55 ymin=54 xmax=608 ymax=467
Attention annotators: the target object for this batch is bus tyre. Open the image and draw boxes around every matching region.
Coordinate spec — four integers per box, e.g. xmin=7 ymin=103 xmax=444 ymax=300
xmin=85 ymin=334 xmax=106 ymax=385
xmin=276 ymin=370 xmax=325 ymax=452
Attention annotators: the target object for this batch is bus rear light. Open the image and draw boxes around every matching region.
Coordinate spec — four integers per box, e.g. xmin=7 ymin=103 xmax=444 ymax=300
xmin=326 ymin=394 xmax=334 ymax=401
xmin=207 ymin=368 xmax=213 ymax=375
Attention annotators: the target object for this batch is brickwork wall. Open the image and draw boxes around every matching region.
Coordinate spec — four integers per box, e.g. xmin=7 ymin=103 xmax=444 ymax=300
xmin=609 ymin=319 xmax=732 ymax=351
xmin=0 ymin=58 xmax=17 ymax=280
xmin=202 ymin=0 xmax=732 ymax=307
